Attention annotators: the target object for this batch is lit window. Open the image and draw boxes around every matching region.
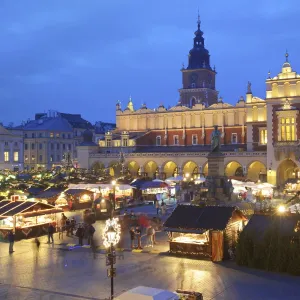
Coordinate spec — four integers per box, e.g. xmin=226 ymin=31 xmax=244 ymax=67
xmin=106 ymin=139 xmax=112 ymax=147
xmin=50 ymin=155 xmax=53 ymax=162
xmin=156 ymin=136 xmax=161 ymax=146
xmin=50 ymin=132 xmax=54 ymax=138
xmin=25 ymin=155 xmax=28 ymax=161
xmin=13 ymin=151 xmax=19 ymax=162
xmin=231 ymin=133 xmax=238 ymax=144
xmin=192 ymin=134 xmax=198 ymax=145
xmin=279 ymin=117 xmax=296 ymax=141
xmin=174 ymin=135 xmax=179 ymax=145
xmin=31 ymin=155 xmax=35 ymax=161
xmin=4 ymin=151 xmax=9 ymax=162
xmin=122 ymin=138 xmax=128 ymax=147
xmin=56 ymin=133 xmax=60 ymax=138
xmin=259 ymin=128 xmax=267 ymax=145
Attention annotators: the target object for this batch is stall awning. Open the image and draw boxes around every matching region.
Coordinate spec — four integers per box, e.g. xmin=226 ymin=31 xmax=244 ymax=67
xmin=2 ymin=201 xmax=36 ymax=216
xmin=164 ymin=227 xmax=207 ymax=234
xmin=20 ymin=208 xmax=63 ymax=218
xmin=65 ymin=189 xmax=93 ymax=196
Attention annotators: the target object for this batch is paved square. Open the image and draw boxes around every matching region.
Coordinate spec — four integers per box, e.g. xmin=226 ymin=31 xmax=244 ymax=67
xmin=1 ymin=236 xmax=300 ymax=300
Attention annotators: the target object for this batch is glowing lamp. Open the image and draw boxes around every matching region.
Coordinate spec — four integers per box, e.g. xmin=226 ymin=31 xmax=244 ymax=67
xmin=103 ymin=218 xmax=121 ymax=248
xmin=277 ymin=205 xmax=286 ymax=213
xmin=106 ymin=226 xmax=116 ymax=244
xmin=111 ymin=180 xmax=116 ymax=186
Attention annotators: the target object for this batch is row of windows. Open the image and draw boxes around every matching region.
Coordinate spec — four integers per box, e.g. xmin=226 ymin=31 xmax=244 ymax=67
xmin=25 ymin=154 xmax=61 ymax=162
xmin=106 ymin=138 xmax=128 ymax=147
xmin=155 ymin=134 xmax=240 ymax=146
xmin=279 ymin=117 xmax=296 ymax=142
xmin=2 ymin=141 xmax=19 ymax=147
xmin=3 ymin=151 xmax=19 ymax=162
xmin=24 ymin=133 xmax=72 ymax=139
xmin=24 ymin=143 xmax=73 ymax=150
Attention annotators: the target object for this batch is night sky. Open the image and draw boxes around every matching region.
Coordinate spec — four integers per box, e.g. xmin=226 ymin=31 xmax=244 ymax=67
xmin=0 ymin=0 xmax=299 ymax=125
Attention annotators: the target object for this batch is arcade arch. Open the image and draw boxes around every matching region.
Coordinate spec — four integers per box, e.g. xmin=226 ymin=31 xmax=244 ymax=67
xmin=126 ymin=161 xmax=140 ymax=177
xmin=277 ymin=159 xmax=299 ymax=187
xmin=182 ymin=161 xmax=199 ymax=178
xmin=225 ymin=161 xmax=243 ymax=177
xmin=163 ymin=161 xmax=178 ymax=179
xmin=144 ymin=161 xmax=159 ymax=179
xmin=247 ymin=161 xmax=267 ymax=182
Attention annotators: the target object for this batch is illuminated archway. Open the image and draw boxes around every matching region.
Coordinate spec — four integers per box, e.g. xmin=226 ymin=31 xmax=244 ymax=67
xmin=277 ymin=159 xmax=298 ymax=186
xmin=144 ymin=161 xmax=159 ymax=178
xmin=225 ymin=161 xmax=243 ymax=177
xmin=182 ymin=161 xmax=199 ymax=178
xmin=163 ymin=161 xmax=178 ymax=178
xmin=108 ymin=161 xmax=121 ymax=177
xmin=126 ymin=161 xmax=140 ymax=177
xmin=247 ymin=161 xmax=267 ymax=182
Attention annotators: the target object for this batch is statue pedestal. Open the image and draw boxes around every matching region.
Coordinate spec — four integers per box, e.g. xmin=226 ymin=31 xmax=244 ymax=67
xmin=206 ymin=152 xmax=229 ymax=201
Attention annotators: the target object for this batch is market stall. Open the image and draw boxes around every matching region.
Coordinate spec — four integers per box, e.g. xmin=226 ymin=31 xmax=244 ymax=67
xmin=164 ymin=205 xmax=247 ymax=261
xmin=63 ymin=189 xmax=93 ymax=210
xmin=0 ymin=198 xmax=62 ymax=241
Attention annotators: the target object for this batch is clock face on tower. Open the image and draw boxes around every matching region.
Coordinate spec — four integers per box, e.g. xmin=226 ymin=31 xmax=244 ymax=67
xmin=190 ymin=73 xmax=198 ymax=84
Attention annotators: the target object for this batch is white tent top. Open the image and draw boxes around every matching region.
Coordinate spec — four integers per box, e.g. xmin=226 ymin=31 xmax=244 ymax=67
xmin=68 ymin=183 xmax=132 ymax=191
xmin=165 ymin=176 xmax=183 ymax=182
xmin=116 ymin=286 xmax=179 ymax=300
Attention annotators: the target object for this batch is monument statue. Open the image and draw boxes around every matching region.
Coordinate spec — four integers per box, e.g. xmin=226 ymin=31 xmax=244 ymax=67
xmin=211 ymin=125 xmax=221 ymax=152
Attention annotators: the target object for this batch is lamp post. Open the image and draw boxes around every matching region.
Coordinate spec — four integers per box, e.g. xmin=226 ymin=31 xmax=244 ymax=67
xmin=111 ymin=180 xmax=116 ymax=211
xmin=103 ymin=218 xmax=121 ymax=300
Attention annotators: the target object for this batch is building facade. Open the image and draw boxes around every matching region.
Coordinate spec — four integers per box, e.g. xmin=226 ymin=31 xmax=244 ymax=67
xmin=77 ymin=17 xmax=300 ymax=187
xmin=0 ymin=125 xmax=23 ymax=171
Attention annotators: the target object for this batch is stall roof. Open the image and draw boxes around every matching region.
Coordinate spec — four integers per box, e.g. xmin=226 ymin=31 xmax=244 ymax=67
xmin=242 ymin=214 xmax=300 ymax=242
xmin=35 ymin=188 xmax=64 ymax=199
xmin=0 ymin=200 xmax=10 ymax=209
xmin=65 ymin=189 xmax=93 ymax=196
xmin=164 ymin=205 xmax=244 ymax=233
xmin=0 ymin=201 xmax=62 ymax=217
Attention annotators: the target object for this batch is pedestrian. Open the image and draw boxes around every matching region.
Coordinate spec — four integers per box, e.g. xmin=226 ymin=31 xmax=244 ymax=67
xmin=161 ymin=200 xmax=166 ymax=215
xmin=47 ymin=223 xmax=54 ymax=243
xmin=135 ymin=226 xmax=142 ymax=249
xmin=155 ymin=201 xmax=160 ymax=215
xmin=145 ymin=225 xmax=154 ymax=247
xmin=87 ymin=224 xmax=95 ymax=246
xmin=76 ymin=224 xmax=85 ymax=246
xmin=8 ymin=230 xmax=14 ymax=253
xmin=129 ymin=227 xmax=135 ymax=249
xmin=66 ymin=218 xmax=71 ymax=236
xmin=70 ymin=217 xmax=76 ymax=235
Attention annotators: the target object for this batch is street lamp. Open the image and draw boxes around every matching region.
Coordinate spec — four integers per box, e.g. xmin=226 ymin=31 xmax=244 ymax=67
xmin=103 ymin=218 xmax=121 ymax=300
xmin=111 ymin=180 xmax=116 ymax=211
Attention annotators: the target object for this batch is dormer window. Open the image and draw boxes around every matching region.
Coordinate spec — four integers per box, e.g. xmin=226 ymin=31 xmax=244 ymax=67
xmin=231 ymin=133 xmax=238 ymax=144
xmin=122 ymin=138 xmax=128 ymax=147
xmin=106 ymin=139 xmax=112 ymax=147
xmin=192 ymin=135 xmax=198 ymax=145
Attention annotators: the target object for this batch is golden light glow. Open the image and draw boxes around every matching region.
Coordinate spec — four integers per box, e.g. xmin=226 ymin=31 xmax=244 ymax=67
xmin=111 ymin=180 xmax=116 ymax=186
xmin=277 ymin=205 xmax=286 ymax=213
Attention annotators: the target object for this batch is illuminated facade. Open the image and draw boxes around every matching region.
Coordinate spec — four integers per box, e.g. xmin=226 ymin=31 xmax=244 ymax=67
xmin=77 ymin=19 xmax=300 ymax=187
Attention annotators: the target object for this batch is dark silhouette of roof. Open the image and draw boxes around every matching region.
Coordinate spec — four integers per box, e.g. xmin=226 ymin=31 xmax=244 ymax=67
xmin=80 ymin=129 xmax=97 ymax=146
xmin=35 ymin=188 xmax=64 ymax=199
xmin=242 ymin=214 xmax=300 ymax=241
xmin=59 ymin=113 xmax=93 ymax=129
xmin=164 ymin=205 xmax=242 ymax=233
xmin=94 ymin=121 xmax=116 ymax=134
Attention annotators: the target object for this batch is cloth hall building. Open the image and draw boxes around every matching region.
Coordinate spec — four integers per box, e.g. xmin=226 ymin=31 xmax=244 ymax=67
xmin=77 ymin=18 xmax=300 ymax=188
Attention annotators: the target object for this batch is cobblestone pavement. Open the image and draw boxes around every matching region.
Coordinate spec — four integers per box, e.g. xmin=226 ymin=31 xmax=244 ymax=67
xmin=1 ymin=238 xmax=300 ymax=300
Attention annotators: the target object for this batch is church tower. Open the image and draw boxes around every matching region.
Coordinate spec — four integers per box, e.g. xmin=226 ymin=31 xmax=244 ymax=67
xmin=179 ymin=14 xmax=218 ymax=107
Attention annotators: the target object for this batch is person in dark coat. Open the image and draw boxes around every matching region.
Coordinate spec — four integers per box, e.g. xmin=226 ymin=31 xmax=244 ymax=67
xmin=76 ymin=224 xmax=85 ymax=246
xmin=129 ymin=227 xmax=135 ymax=249
xmin=8 ymin=231 xmax=15 ymax=253
xmin=47 ymin=223 xmax=54 ymax=243
xmin=135 ymin=226 xmax=142 ymax=249
xmin=87 ymin=224 xmax=95 ymax=246
xmin=70 ymin=217 xmax=76 ymax=235
xmin=65 ymin=218 xmax=71 ymax=236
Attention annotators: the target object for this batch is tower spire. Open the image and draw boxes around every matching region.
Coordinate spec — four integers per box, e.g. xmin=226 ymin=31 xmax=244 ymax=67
xmin=285 ymin=49 xmax=289 ymax=62
xmin=197 ymin=9 xmax=201 ymax=30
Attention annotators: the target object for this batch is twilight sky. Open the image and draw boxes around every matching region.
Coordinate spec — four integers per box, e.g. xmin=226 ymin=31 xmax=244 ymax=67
xmin=0 ymin=0 xmax=299 ymax=125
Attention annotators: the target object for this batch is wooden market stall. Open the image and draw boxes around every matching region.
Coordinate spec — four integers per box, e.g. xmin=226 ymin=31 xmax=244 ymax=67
xmin=0 ymin=199 xmax=63 ymax=241
xmin=56 ymin=189 xmax=94 ymax=210
xmin=164 ymin=205 xmax=247 ymax=261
